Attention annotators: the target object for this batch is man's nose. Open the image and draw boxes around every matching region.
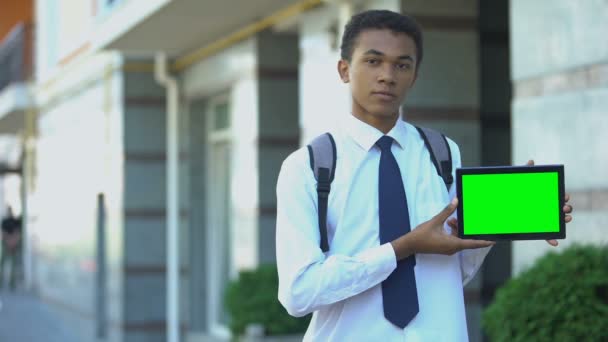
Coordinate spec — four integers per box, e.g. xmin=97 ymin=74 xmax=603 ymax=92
xmin=377 ymin=64 xmax=396 ymax=84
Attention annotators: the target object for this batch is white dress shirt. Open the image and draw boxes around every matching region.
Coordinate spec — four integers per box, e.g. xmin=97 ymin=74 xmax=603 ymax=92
xmin=276 ymin=115 xmax=491 ymax=341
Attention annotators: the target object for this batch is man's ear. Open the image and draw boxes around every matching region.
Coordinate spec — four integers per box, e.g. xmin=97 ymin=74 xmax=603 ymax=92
xmin=337 ymin=59 xmax=350 ymax=83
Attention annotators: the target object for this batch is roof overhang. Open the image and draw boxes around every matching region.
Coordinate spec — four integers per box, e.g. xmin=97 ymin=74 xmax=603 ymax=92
xmin=92 ymin=0 xmax=306 ymax=57
xmin=0 ymin=83 xmax=33 ymax=135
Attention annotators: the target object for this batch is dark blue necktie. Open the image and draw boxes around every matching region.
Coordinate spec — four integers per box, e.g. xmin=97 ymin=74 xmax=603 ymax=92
xmin=376 ymin=135 xmax=419 ymax=328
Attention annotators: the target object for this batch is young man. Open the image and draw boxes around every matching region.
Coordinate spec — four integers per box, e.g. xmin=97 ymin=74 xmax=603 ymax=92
xmin=276 ymin=10 xmax=572 ymax=341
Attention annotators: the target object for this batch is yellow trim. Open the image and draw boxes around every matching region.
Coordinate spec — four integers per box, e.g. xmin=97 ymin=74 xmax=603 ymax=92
xmin=39 ymin=64 xmax=122 ymax=112
xmin=172 ymin=0 xmax=323 ymax=71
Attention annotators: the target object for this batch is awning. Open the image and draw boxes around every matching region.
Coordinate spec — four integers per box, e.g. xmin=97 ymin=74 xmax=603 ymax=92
xmin=93 ymin=0 xmax=304 ymax=57
xmin=0 ymin=83 xmax=32 ymax=135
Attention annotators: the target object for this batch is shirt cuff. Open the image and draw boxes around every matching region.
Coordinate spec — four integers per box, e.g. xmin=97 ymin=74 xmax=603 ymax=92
xmin=460 ymin=245 xmax=493 ymax=286
xmin=356 ymin=243 xmax=398 ymax=281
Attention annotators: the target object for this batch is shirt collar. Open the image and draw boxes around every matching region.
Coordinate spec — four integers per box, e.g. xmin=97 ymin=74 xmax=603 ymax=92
xmin=345 ymin=114 xmax=408 ymax=151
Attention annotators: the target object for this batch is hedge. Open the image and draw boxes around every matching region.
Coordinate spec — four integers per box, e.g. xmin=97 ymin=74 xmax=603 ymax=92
xmin=224 ymin=264 xmax=311 ymax=337
xmin=483 ymin=244 xmax=608 ymax=341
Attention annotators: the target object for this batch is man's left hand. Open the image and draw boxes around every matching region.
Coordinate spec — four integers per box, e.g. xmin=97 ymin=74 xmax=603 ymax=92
xmin=446 ymin=159 xmax=574 ymax=247
xmin=526 ymin=159 xmax=572 ymax=246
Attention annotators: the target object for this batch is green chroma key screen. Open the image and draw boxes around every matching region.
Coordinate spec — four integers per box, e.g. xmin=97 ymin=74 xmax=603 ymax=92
xmin=456 ymin=165 xmax=565 ymax=240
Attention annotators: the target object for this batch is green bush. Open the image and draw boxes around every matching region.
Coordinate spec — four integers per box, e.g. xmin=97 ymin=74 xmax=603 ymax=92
xmin=224 ymin=264 xmax=311 ymax=337
xmin=483 ymin=244 xmax=608 ymax=342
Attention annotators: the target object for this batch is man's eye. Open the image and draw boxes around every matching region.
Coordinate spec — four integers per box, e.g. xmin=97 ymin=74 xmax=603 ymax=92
xmin=367 ymin=59 xmax=380 ymax=65
xmin=397 ymin=63 xmax=412 ymax=70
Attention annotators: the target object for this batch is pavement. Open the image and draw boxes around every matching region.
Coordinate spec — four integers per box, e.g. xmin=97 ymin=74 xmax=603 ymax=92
xmin=0 ymin=290 xmax=81 ymax=342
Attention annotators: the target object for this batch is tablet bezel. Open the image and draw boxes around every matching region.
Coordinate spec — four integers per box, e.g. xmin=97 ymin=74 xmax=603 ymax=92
xmin=456 ymin=165 xmax=565 ymax=241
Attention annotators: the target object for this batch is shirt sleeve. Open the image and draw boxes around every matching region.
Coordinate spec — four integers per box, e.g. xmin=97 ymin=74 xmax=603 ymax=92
xmin=275 ymin=149 xmax=397 ymax=317
xmin=446 ymin=139 xmax=493 ymax=286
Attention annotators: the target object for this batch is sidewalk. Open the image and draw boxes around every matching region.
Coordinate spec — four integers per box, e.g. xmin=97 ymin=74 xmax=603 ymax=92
xmin=0 ymin=290 xmax=81 ymax=342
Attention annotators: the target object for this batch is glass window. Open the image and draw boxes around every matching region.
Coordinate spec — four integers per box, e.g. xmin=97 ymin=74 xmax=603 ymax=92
xmin=97 ymin=0 xmax=122 ymax=18
xmin=206 ymin=94 xmax=232 ymax=338
xmin=213 ymin=102 xmax=230 ymax=131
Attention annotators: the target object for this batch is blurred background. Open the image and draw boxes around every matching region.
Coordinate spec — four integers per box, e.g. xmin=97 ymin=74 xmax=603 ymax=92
xmin=0 ymin=0 xmax=606 ymax=341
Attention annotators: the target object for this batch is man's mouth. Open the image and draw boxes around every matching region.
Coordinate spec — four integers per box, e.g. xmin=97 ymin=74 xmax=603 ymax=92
xmin=371 ymin=91 xmax=396 ymax=100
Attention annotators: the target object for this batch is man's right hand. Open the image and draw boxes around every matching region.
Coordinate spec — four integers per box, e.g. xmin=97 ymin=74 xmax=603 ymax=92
xmin=391 ymin=198 xmax=495 ymax=260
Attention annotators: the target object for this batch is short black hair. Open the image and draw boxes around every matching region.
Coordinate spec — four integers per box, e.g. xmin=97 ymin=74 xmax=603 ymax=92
xmin=340 ymin=10 xmax=423 ymax=68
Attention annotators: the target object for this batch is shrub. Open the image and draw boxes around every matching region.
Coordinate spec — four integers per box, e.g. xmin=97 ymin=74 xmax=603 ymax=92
xmin=224 ymin=264 xmax=311 ymax=337
xmin=483 ymin=244 xmax=608 ymax=342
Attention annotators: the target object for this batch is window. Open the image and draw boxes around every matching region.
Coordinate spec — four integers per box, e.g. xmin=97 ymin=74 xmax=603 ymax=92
xmin=213 ymin=102 xmax=230 ymax=131
xmin=97 ymin=0 xmax=122 ymax=18
xmin=206 ymin=94 xmax=232 ymax=338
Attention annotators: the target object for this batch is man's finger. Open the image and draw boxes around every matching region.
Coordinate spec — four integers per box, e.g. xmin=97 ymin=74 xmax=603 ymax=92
xmin=459 ymin=239 xmax=495 ymax=250
xmin=565 ymin=215 xmax=572 ymax=223
xmin=563 ymin=204 xmax=573 ymax=214
xmin=526 ymin=159 xmax=535 ymax=166
xmin=432 ymin=198 xmax=458 ymax=224
xmin=447 ymin=218 xmax=458 ymax=236
xmin=565 ymin=193 xmax=570 ymax=202
xmin=546 ymin=239 xmax=558 ymax=246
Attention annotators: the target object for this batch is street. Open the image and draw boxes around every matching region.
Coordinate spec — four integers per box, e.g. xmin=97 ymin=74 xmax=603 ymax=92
xmin=0 ymin=291 xmax=80 ymax=342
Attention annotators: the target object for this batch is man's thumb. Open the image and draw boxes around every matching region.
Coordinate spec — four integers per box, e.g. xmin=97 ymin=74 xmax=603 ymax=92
xmin=433 ymin=198 xmax=458 ymax=223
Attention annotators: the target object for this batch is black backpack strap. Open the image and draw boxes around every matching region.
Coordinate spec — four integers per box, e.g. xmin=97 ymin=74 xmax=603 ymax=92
xmin=415 ymin=126 xmax=454 ymax=191
xmin=307 ymin=133 xmax=337 ymax=252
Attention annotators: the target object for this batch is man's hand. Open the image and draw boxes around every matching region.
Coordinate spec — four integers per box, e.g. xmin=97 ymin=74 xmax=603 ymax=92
xmin=444 ymin=159 xmax=574 ymax=247
xmin=525 ymin=159 xmax=573 ymax=247
xmin=391 ymin=198 xmax=495 ymax=260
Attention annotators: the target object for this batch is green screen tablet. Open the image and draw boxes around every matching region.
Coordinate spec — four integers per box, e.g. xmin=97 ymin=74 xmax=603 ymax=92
xmin=456 ymin=165 xmax=565 ymax=241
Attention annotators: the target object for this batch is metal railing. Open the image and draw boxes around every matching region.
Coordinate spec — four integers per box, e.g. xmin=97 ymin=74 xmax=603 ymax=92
xmin=0 ymin=22 xmax=34 ymax=93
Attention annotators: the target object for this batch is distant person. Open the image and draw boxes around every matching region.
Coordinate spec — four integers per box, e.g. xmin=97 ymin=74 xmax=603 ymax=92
xmin=1 ymin=206 xmax=22 ymax=290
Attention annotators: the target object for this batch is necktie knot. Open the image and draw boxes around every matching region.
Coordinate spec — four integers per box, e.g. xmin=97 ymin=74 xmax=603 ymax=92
xmin=376 ymin=136 xmax=394 ymax=152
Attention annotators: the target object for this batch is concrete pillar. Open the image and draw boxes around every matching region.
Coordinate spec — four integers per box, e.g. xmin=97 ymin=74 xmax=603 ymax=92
xmin=477 ymin=3 xmax=512 ymax=342
xmin=400 ymin=0 xmax=481 ymax=166
xmin=122 ymin=66 xmax=189 ymax=342
xmin=256 ymin=31 xmax=300 ymax=264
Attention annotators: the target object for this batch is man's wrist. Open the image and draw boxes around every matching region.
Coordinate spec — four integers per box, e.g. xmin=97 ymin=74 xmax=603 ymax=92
xmin=391 ymin=232 xmax=417 ymax=261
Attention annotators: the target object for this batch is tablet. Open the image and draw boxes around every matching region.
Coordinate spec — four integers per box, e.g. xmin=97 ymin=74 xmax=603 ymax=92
xmin=456 ymin=165 xmax=565 ymax=241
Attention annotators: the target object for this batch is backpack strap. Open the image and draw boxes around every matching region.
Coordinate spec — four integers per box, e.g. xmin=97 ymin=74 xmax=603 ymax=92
xmin=415 ymin=126 xmax=454 ymax=191
xmin=307 ymin=133 xmax=337 ymax=253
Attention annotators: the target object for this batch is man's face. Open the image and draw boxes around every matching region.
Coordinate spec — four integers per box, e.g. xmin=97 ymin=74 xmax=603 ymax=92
xmin=339 ymin=29 xmax=418 ymax=121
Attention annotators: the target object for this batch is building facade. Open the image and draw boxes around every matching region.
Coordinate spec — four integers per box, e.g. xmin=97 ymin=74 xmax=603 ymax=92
xmin=1 ymin=0 xmax=604 ymax=341
xmin=0 ymin=0 xmax=34 ymax=295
